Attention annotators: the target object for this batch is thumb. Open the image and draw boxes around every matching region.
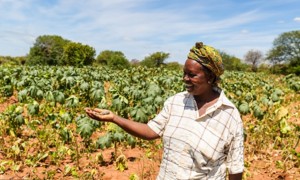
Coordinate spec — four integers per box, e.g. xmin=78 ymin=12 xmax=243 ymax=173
xmin=93 ymin=108 xmax=111 ymax=115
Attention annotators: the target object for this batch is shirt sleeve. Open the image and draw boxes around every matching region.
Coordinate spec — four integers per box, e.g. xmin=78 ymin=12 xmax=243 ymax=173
xmin=147 ymin=97 xmax=172 ymax=136
xmin=226 ymin=109 xmax=244 ymax=174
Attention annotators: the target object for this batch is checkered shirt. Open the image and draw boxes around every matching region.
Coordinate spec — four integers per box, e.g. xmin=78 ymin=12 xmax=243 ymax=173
xmin=147 ymin=89 xmax=244 ymax=180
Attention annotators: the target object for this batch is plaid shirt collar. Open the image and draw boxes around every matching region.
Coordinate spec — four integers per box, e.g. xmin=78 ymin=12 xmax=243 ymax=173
xmin=184 ymin=87 xmax=235 ymax=118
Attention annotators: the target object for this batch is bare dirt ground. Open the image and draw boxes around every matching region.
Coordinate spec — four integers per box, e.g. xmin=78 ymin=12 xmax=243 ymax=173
xmin=0 ymin=95 xmax=299 ymax=180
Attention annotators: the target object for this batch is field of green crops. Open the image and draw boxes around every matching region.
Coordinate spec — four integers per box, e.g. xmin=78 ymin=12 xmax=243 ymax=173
xmin=0 ymin=65 xmax=299 ymax=179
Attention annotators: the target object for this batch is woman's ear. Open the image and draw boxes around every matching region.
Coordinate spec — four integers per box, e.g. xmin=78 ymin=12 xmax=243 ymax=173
xmin=208 ymin=73 xmax=217 ymax=84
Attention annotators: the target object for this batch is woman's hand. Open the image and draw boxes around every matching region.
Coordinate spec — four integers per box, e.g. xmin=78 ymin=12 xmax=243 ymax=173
xmin=85 ymin=107 xmax=159 ymax=140
xmin=85 ymin=108 xmax=115 ymax=122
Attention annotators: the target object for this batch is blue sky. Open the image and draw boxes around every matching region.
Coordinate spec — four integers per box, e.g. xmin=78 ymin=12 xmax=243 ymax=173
xmin=0 ymin=0 xmax=299 ymax=64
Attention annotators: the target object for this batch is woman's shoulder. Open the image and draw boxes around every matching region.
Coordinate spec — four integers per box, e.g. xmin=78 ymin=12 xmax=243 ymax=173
xmin=167 ymin=91 xmax=190 ymax=100
xmin=163 ymin=91 xmax=192 ymax=105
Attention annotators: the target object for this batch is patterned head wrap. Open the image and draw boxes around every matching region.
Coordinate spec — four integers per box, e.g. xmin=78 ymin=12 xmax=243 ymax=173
xmin=188 ymin=42 xmax=224 ymax=77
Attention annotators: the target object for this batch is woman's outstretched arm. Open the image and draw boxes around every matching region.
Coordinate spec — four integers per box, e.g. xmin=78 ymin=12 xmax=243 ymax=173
xmin=85 ymin=108 xmax=159 ymax=140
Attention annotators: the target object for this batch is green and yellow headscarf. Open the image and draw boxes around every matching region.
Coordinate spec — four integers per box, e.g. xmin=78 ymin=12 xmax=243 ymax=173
xmin=188 ymin=42 xmax=224 ymax=77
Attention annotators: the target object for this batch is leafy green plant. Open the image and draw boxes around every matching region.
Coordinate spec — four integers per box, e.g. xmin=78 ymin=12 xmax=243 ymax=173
xmin=0 ymin=65 xmax=299 ymax=178
xmin=1 ymin=105 xmax=24 ymax=137
xmin=0 ymin=85 xmax=13 ymax=97
xmin=115 ymin=153 xmax=128 ymax=171
xmin=27 ymin=100 xmax=39 ymax=115
xmin=96 ymin=123 xmax=136 ymax=164
xmin=76 ymin=115 xmax=101 ymax=144
xmin=129 ymin=173 xmax=140 ymax=180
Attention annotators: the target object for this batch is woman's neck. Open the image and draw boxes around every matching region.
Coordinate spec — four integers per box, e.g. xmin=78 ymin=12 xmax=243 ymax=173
xmin=193 ymin=90 xmax=219 ymax=104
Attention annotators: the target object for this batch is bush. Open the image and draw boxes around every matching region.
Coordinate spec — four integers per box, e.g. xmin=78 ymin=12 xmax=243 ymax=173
xmin=287 ymin=65 xmax=300 ymax=75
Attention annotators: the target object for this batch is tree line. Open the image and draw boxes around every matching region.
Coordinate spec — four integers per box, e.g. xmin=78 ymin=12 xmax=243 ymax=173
xmin=221 ymin=30 xmax=300 ymax=75
xmin=0 ymin=35 xmax=181 ymax=70
xmin=1 ymin=30 xmax=299 ymax=75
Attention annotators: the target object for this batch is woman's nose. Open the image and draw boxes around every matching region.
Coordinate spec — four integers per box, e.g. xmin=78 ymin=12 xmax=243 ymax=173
xmin=183 ymin=74 xmax=189 ymax=81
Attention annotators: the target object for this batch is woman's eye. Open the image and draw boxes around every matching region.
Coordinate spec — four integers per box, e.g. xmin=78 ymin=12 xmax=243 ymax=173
xmin=184 ymin=73 xmax=197 ymax=78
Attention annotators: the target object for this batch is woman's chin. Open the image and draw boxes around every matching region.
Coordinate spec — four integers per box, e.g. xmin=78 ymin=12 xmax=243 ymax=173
xmin=185 ymin=88 xmax=194 ymax=93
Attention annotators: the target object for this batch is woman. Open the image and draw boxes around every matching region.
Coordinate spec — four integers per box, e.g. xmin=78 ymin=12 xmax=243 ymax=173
xmin=85 ymin=42 xmax=244 ymax=180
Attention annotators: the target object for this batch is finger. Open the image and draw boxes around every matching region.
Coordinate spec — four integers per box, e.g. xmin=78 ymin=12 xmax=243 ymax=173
xmin=93 ymin=108 xmax=104 ymax=112
xmin=93 ymin=109 xmax=111 ymax=115
xmin=89 ymin=111 xmax=100 ymax=119
xmin=86 ymin=111 xmax=95 ymax=118
xmin=84 ymin=107 xmax=93 ymax=112
xmin=86 ymin=109 xmax=98 ymax=117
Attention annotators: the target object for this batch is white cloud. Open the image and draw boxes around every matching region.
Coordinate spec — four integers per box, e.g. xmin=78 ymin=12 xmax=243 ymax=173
xmin=294 ymin=17 xmax=300 ymax=22
xmin=0 ymin=0 xmax=299 ymax=64
xmin=241 ymin=30 xmax=249 ymax=34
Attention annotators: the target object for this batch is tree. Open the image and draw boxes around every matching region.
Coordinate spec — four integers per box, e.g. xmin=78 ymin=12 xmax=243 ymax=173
xmin=288 ymin=59 xmax=300 ymax=75
xmin=0 ymin=56 xmax=27 ymax=65
xmin=14 ymin=56 xmax=27 ymax=65
xmin=130 ymin=59 xmax=140 ymax=67
xmin=165 ymin=62 xmax=183 ymax=71
xmin=244 ymin=50 xmax=263 ymax=72
xmin=140 ymin=52 xmax=169 ymax=67
xmin=219 ymin=51 xmax=248 ymax=71
xmin=27 ymin=35 xmax=70 ymax=65
xmin=267 ymin=31 xmax=300 ymax=65
xmin=96 ymin=50 xmax=130 ymax=69
xmin=61 ymin=42 xmax=96 ymax=66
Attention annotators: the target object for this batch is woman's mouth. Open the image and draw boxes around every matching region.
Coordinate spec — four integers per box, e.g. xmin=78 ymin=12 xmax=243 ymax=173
xmin=185 ymin=84 xmax=193 ymax=91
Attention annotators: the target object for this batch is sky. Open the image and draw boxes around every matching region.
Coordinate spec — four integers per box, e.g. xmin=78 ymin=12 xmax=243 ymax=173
xmin=0 ymin=0 xmax=299 ymax=64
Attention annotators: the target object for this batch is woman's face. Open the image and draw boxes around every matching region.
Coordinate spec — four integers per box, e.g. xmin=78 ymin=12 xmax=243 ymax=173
xmin=183 ymin=59 xmax=211 ymax=96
